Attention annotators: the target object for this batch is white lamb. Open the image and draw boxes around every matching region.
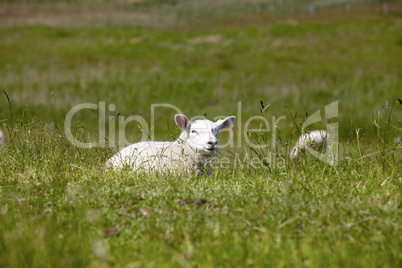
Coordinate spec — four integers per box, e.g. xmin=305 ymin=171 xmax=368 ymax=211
xmin=106 ymin=114 xmax=236 ymax=175
xmin=0 ymin=130 xmax=4 ymax=144
xmin=290 ymin=130 xmax=328 ymax=159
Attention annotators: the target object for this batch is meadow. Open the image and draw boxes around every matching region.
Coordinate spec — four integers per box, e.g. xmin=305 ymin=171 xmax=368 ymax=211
xmin=0 ymin=0 xmax=401 ymax=267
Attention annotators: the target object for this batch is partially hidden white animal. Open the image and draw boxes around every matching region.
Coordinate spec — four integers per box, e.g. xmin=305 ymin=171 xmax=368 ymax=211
xmin=0 ymin=130 xmax=4 ymax=144
xmin=290 ymin=130 xmax=328 ymax=159
xmin=106 ymin=114 xmax=236 ymax=175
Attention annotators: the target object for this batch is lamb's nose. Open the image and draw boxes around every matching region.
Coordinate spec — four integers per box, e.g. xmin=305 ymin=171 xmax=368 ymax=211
xmin=207 ymin=141 xmax=218 ymax=146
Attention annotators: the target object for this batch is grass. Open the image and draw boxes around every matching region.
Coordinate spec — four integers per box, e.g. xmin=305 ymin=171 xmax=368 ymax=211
xmin=0 ymin=0 xmax=401 ymax=267
xmin=0 ymin=119 xmax=400 ymax=267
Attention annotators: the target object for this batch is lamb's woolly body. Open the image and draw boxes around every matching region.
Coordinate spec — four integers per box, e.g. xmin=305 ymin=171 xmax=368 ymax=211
xmin=290 ymin=130 xmax=328 ymax=159
xmin=106 ymin=114 xmax=235 ymax=175
xmin=107 ymin=135 xmax=210 ymax=174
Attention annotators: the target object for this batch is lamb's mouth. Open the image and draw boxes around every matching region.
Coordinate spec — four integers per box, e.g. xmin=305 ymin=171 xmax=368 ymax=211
xmin=204 ymin=147 xmax=215 ymax=153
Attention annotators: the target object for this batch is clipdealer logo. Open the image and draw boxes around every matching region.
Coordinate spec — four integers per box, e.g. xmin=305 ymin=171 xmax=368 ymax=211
xmin=64 ymin=101 xmax=339 ymax=166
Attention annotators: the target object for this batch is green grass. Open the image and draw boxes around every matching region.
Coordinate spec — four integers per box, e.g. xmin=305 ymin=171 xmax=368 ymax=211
xmin=0 ymin=1 xmax=401 ymax=267
xmin=0 ymin=119 xmax=400 ymax=267
xmin=1 ymin=3 xmax=401 ymax=141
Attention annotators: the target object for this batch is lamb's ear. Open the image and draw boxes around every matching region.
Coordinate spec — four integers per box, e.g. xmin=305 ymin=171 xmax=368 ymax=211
xmin=175 ymin=114 xmax=190 ymax=131
xmin=216 ymin=116 xmax=236 ymax=131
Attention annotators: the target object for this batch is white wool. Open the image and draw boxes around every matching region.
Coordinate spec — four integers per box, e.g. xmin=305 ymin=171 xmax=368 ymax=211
xmin=290 ymin=130 xmax=328 ymax=159
xmin=106 ymin=114 xmax=236 ymax=175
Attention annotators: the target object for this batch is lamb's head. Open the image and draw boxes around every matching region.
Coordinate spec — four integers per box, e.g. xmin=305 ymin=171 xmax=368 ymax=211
xmin=175 ymin=114 xmax=236 ymax=155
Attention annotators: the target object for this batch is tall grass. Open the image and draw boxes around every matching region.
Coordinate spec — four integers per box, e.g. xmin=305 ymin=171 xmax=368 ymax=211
xmin=0 ymin=112 xmax=400 ymax=266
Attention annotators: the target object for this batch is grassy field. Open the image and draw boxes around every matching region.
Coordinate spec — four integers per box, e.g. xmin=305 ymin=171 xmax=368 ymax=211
xmin=0 ymin=0 xmax=401 ymax=267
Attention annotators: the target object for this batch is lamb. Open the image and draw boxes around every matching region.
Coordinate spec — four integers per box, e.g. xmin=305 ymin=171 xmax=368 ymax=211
xmin=106 ymin=114 xmax=236 ymax=175
xmin=290 ymin=130 xmax=328 ymax=159
xmin=0 ymin=130 xmax=4 ymax=144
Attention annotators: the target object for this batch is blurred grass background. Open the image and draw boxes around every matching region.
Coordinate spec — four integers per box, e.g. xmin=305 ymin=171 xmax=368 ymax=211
xmin=0 ymin=0 xmax=401 ymax=145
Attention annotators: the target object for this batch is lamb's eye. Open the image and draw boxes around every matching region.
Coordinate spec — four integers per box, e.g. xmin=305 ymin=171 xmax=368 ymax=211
xmin=192 ymin=130 xmax=198 ymax=134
